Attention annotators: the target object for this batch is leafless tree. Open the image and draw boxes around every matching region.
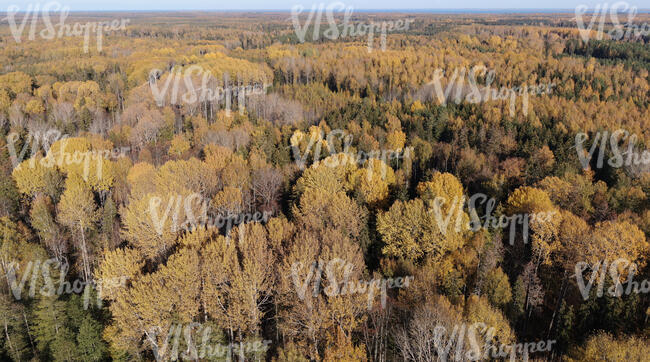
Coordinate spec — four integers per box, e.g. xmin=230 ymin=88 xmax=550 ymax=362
xmin=89 ymin=109 xmax=110 ymax=135
xmin=51 ymin=102 xmax=75 ymax=125
xmin=247 ymin=93 xmax=302 ymax=126
xmin=231 ymin=128 xmax=250 ymax=152
xmin=120 ymin=102 xmax=149 ymax=127
xmin=394 ymin=297 xmax=467 ymax=362
xmin=251 ymin=167 xmax=282 ymax=210
xmin=9 ymin=103 xmax=26 ymax=128
xmin=128 ymin=108 xmax=164 ymax=150
xmin=521 ymin=261 xmax=544 ymax=315
xmin=203 ymin=130 xmax=234 ymax=150
xmin=363 ymin=300 xmax=394 ymax=362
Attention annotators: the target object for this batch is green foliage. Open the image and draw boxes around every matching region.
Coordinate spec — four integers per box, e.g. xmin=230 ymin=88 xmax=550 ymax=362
xmin=0 ymin=11 xmax=647 ymax=362
xmin=77 ymin=315 xmax=108 ymax=361
xmin=0 ymin=294 xmax=31 ymax=361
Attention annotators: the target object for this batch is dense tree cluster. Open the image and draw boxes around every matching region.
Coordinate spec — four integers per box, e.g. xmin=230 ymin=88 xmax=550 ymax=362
xmin=0 ymin=10 xmax=648 ymax=361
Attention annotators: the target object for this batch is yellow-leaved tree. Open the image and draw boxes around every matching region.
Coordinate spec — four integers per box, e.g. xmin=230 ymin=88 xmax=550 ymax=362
xmin=57 ymin=173 xmax=99 ymax=281
xmin=378 ymin=172 xmax=469 ymax=261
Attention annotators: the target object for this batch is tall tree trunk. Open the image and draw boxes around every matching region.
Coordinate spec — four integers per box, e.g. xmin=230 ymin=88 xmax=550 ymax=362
xmin=523 ymin=276 xmax=531 ymax=334
xmin=238 ymin=330 xmax=245 ymax=362
xmin=22 ymin=312 xmax=36 ymax=356
xmin=4 ymin=319 xmax=19 ymax=362
xmin=546 ymin=270 xmax=569 ymax=340
xmin=79 ymin=224 xmax=90 ymax=282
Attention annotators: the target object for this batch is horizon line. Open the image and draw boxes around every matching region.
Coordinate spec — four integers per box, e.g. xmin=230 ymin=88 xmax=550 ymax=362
xmin=1 ymin=8 xmax=649 ymax=13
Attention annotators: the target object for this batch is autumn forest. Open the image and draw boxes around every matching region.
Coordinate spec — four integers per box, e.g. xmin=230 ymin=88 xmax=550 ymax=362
xmin=0 ymin=6 xmax=649 ymax=362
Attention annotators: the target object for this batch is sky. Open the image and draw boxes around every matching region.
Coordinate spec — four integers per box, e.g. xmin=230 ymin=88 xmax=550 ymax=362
xmin=1 ymin=0 xmax=649 ymax=11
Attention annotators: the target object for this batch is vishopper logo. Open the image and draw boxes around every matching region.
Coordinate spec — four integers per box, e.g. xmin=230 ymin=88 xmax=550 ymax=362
xmin=147 ymin=192 xmax=272 ymax=238
xmin=2 ymin=1 xmax=130 ymax=53
xmin=6 ymin=130 xmax=130 ymax=181
xmin=290 ymin=128 xmax=413 ymax=180
xmin=149 ymin=65 xmax=271 ymax=115
xmin=575 ymin=129 xmax=650 ymax=170
xmin=5 ymin=128 xmax=66 ymax=168
xmin=575 ymin=2 xmax=650 ymax=43
xmin=428 ymin=193 xmax=557 ymax=246
xmin=425 ymin=65 xmax=554 ymax=117
xmin=574 ymin=258 xmax=650 ymax=301
xmin=290 ymin=2 xmax=414 ymax=52
xmin=290 ymin=258 xmax=413 ymax=310
xmin=3 ymin=258 xmax=127 ymax=309
xmin=145 ymin=321 xmax=271 ymax=361
xmin=432 ymin=322 xmax=556 ymax=361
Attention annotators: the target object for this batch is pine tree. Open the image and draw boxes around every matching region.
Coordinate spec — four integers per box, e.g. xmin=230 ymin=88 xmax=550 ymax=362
xmin=77 ymin=315 xmax=108 ymax=361
xmin=31 ymin=295 xmax=68 ymax=357
xmin=0 ymin=293 xmax=31 ymax=361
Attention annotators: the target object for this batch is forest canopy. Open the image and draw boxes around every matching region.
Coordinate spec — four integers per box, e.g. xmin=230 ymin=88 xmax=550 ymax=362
xmin=0 ymin=8 xmax=649 ymax=362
